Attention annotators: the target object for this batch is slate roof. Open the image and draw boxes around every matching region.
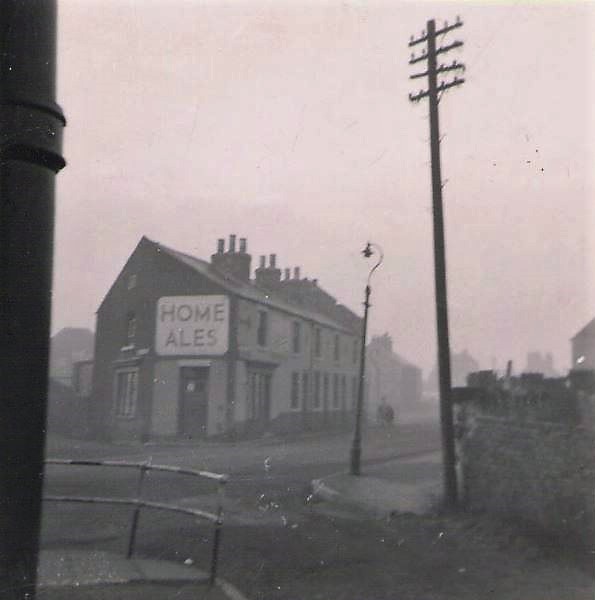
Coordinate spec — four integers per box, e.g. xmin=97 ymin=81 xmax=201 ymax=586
xmin=151 ymin=238 xmax=360 ymax=335
xmin=572 ymin=317 xmax=595 ymax=341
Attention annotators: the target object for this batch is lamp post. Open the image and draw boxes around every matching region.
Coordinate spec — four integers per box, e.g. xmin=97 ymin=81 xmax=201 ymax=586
xmin=350 ymin=242 xmax=383 ymax=476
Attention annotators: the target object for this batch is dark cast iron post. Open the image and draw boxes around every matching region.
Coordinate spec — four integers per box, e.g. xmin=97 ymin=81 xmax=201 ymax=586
xmin=350 ymin=242 xmax=383 ymax=476
xmin=0 ymin=1 xmax=66 ymax=597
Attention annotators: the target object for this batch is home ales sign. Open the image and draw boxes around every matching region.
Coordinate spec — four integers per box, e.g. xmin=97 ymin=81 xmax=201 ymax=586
xmin=155 ymin=295 xmax=229 ymax=356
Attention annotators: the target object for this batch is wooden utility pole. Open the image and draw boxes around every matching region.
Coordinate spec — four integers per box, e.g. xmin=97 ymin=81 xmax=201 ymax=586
xmin=0 ymin=1 xmax=65 ymax=597
xmin=408 ymin=18 xmax=465 ymax=507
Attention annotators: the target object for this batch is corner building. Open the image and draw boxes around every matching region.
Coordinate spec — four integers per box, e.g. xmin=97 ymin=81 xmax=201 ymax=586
xmin=91 ymin=235 xmax=362 ymax=441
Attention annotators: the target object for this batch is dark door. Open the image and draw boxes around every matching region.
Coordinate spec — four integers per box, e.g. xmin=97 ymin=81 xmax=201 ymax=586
xmin=179 ymin=367 xmax=209 ymax=438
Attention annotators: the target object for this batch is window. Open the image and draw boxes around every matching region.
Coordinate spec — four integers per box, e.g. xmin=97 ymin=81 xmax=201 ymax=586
xmin=257 ymin=310 xmax=268 ymax=347
xmin=352 ymin=376 xmax=358 ymax=409
xmin=323 ymin=373 xmax=329 ymax=409
xmin=313 ymin=371 xmax=321 ymax=409
xmin=292 ymin=321 xmax=301 ymax=354
xmin=353 ymin=339 xmax=359 ymax=365
xmin=126 ymin=312 xmax=136 ymax=343
xmin=314 ymin=328 xmax=322 ymax=358
xmin=114 ymin=369 xmax=138 ymax=418
xmin=247 ymin=370 xmax=271 ymax=421
xmin=334 ymin=334 xmax=340 ymax=362
xmin=302 ymin=371 xmax=309 ymax=409
xmin=127 ymin=273 xmax=137 ymax=290
xmin=332 ymin=374 xmax=339 ymax=408
xmin=290 ymin=372 xmax=300 ymax=409
xmin=341 ymin=375 xmax=347 ymax=410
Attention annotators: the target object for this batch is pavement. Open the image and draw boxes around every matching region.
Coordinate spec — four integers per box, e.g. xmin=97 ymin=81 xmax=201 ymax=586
xmin=311 ymin=450 xmax=443 ymax=518
xmin=37 ymin=549 xmax=248 ymax=599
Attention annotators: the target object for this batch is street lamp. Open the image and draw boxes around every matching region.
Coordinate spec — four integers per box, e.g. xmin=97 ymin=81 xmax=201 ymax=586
xmin=350 ymin=242 xmax=384 ymax=476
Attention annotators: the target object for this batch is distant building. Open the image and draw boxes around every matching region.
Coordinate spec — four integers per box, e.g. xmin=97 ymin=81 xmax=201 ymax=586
xmin=366 ymin=334 xmax=422 ymax=420
xmin=524 ymin=351 xmax=558 ymax=377
xmin=572 ymin=318 xmax=595 ymax=371
xmin=426 ymin=349 xmax=480 ymax=393
xmin=90 ymin=235 xmax=362 ymax=441
xmin=49 ymin=327 xmax=94 ymax=386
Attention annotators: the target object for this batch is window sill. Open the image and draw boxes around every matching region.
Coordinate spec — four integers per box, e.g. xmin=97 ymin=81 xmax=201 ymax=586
xmin=121 ymin=344 xmax=136 ymax=352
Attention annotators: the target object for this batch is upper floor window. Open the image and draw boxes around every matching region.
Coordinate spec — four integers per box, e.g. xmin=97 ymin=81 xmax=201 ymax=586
xmin=257 ymin=310 xmax=268 ymax=347
xmin=314 ymin=328 xmax=322 ymax=358
xmin=126 ymin=312 xmax=136 ymax=343
xmin=334 ymin=334 xmax=340 ymax=362
xmin=292 ymin=321 xmax=301 ymax=354
xmin=353 ymin=339 xmax=359 ymax=365
xmin=127 ymin=274 xmax=137 ymax=290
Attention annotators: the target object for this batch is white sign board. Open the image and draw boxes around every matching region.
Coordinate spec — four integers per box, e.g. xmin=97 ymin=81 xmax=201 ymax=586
xmin=155 ymin=295 xmax=229 ymax=356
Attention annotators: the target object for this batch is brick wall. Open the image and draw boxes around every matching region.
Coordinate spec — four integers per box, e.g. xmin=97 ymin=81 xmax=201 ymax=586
xmin=453 ymin=374 xmax=595 ymax=549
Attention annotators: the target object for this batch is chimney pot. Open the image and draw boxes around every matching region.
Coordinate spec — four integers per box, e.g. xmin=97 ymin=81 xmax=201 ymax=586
xmin=217 ymin=238 xmax=225 ymax=253
xmin=239 ymin=238 xmax=247 ymax=253
xmin=259 ymin=255 xmax=266 ymax=268
xmin=294 ymin=267 xmax=300 ymax=280
xmin=229 ymin=234 xmax=236 ymax=253
xmin=270 ymin=254 xmax=276 ymax=268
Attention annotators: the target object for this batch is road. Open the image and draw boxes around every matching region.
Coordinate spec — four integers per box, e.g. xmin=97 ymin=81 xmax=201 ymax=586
xmin=41 ymin=422 xmax=442 ymax=598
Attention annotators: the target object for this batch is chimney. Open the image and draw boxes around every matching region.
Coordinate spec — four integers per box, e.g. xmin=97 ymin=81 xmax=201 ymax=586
xmin=294 ymin=266 xmax=300 ymax=280
xmin=211 ymin=234 xmax=251 ymax=283
xmin=254 ymin=251 xmax=281 ymax=290
xmin=284 ymin=268 xmax=291 ymax=280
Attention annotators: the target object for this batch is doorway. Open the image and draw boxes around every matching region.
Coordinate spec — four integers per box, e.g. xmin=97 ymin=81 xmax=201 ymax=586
xmin=179 ymin=367 xmax=209 ymax=439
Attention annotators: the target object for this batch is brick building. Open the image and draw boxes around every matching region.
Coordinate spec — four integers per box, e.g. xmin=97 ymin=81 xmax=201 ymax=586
xmin=90 ymin=235 xmax=362 ymax=441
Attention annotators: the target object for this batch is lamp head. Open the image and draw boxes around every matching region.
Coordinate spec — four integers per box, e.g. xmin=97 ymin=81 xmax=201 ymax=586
xmin=362 ymin=242 xmax=373 ymax=258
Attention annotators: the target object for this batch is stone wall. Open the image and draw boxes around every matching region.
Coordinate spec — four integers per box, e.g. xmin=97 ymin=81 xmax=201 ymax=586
xmin=453 ymin=372 xmax=595 ymax=549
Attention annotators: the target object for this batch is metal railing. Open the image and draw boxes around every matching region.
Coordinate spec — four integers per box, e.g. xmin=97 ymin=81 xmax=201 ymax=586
xmin=43 ymin=458 xmax=228 ymax=585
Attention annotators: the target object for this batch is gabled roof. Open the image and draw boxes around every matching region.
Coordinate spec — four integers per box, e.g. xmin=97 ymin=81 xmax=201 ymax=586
xmin=147 ymin=237 xmax=360 ymax=335
xmin=572 ymin=317 xmax=595 ymax=340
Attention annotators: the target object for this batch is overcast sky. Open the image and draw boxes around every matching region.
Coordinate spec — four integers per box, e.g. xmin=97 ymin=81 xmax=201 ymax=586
xmin=52 ymin=0 xmax=595 ymax=376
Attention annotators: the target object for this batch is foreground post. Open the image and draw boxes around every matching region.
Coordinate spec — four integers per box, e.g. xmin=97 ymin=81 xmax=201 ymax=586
xmin=0 ymin=1 xmax=66 ymax=597
xmin=408 ymin=17 xmax=465 ymax=507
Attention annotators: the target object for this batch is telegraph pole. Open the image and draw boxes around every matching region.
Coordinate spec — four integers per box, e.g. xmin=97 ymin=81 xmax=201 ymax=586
xmin=0 ymin=1 xmax=65 ymax=597
xmin=408 ymin=18 xmax=465 ymax=507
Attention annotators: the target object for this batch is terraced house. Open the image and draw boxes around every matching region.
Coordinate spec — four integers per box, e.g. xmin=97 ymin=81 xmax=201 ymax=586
xmin=91 ymin=235 xmax=363 ymax=441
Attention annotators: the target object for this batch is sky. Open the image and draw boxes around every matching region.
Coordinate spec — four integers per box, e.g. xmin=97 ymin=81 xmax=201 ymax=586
xmin=52 ymin=0 xmax=595 ymax=377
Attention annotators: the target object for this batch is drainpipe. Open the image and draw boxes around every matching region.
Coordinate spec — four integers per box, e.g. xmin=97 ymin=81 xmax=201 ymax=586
xmin=0 ymin=1 xmax=66 ymax=597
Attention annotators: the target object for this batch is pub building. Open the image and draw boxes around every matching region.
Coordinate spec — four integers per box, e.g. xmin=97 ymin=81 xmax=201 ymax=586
xmin=90 ymin=235 xmax=363 ymax=441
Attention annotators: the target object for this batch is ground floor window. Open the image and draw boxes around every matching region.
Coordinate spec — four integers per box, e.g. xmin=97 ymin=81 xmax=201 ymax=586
xmin=290 ymin=371 xmax=300 ymax=409
xmin=332 ymin=374 xmax=339 ymax=409
xmin=312 ymin=371 xmax=321 ymax=409
xmin=114 ymin=369 xmax=138 ymax=418
xmin=247 ymin=370 xmax=272 ymax=422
